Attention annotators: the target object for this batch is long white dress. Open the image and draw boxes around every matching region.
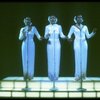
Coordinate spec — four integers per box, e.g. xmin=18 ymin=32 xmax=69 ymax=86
xmin=19 ymin=26 xmax=41 ymax=79
xmin=67 ymin=24 xmax=94 ymax=78
xmin=44 ymin=24 xmax=66 ymax=81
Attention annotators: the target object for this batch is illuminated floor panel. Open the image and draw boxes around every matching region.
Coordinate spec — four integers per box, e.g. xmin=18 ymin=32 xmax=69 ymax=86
xmin=0 ymin=77 xmax=100 ymax=98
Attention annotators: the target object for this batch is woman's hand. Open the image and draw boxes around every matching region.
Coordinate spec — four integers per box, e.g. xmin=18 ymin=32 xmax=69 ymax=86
xmin=92 ymin=28 xmax=97 ymax=33
xmin=39 ymin=36 xmax=44 ymax=40
xmin=92 ymin=28 xmax=97 ymax=37
xmin=46 ymin=33 xmax=50 ymax=39
xmin=22 ymin=28 xmax=26 ymax=36
xmin=66 ymin=36 xmax=73 ymax=42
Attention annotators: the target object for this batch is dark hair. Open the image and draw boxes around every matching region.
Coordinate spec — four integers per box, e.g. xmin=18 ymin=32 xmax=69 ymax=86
xmin=76 ymin=15 xmax=83 ymax=19
xmin=23 ymin=17 xmax=31 ymax=22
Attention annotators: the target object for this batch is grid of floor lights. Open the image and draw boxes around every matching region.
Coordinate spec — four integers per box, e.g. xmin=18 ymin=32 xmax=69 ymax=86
xmin=0 ymin=77 xmax=100 ymax=98
xmin=0 ymin=91 xmax=99 ymax=98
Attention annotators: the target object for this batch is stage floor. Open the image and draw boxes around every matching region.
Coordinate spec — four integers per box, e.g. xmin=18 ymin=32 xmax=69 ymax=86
xmin=0 ymin=76 xmax=100 ymax=98
xmin=2 ymin=76 xmax=100 ymax=81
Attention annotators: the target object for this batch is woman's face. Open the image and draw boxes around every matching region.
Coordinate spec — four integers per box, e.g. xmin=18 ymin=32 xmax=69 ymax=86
xmin=49 ymin=16 xmax=57 ymax=24
xmin=76 ymin=15 xmax=83 ymax=24
xmin=24 ymin=18 xmax=31 ymax=26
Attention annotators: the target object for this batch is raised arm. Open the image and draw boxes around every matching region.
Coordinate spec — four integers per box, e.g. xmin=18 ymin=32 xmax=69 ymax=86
xmin=85 ymin=26 xmax=96 ymax=39
xmin=18 ymin=28 xmax=26 ymax=41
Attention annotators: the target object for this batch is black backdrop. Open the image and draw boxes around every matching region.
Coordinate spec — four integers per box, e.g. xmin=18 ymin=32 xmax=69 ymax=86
xmin=0 ymin=2 xmax=100 ymax=79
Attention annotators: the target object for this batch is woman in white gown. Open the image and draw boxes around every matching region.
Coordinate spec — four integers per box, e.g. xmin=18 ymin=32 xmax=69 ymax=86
xmin=67 ymin=15 xmax=96 ymax=81
xmin=19 ymin=17 xmax=42 ymax=80
xmin=44 ymin=15 xmax=66 ymax=81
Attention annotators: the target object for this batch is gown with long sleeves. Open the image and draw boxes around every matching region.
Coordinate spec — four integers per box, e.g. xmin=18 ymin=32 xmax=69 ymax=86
xmin=67 ymin=24 xmax=95 ymax=78
xmin=19 ymin=26 xmax=41 ymax=79
xmin=44 ymin=24 xmax=66 ymax=81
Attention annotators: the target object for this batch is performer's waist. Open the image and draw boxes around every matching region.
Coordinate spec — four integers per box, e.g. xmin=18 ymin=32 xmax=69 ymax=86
xmin=75 ymin=38 xmax=86 ymax=40
xmin=49 ymin=39 xmax=59 ymax=41
xmin=23 ymin=39 xmax=34 ymax=42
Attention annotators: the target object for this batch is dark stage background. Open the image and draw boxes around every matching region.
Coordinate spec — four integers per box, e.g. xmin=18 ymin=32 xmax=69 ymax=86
xmin=0 ymin=2 xmax=100 ymax=79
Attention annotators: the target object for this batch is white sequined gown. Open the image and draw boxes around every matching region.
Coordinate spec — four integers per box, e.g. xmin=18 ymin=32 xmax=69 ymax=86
xmin=44 ymin=24 xmax=66 ymax=81
xmin=19 ymin=26 xmax=41 ymax=79
xmin=67 ymin=24 xmax=95 ymax=78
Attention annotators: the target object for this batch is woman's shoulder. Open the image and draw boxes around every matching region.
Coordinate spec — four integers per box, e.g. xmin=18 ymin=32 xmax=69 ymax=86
xmin=82 ymin=25 xmax=88 ymax=28
xmin=20 ymin=27 xmax=25 ymax=30
xmin=55 ymin=24 xmax=62 ymax=28
xmin=45 ymin=24 xmax=51 ymax=28
xmin=70 ymin=24 xmax=76 ymax=28
xmin=72 ymin=24 xmax=75 ymax=27
xmin=46 ymin=24 xmax=50 ymax=27
xmin=32 ymin=26 xmax=37 ymax=30
xmin=83 ymin=25 xmax=87 ymax=27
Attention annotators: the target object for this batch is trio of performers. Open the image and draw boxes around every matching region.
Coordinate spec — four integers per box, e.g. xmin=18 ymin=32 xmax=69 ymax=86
xmin=19 ymin=15 xmax=96 ymax=81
